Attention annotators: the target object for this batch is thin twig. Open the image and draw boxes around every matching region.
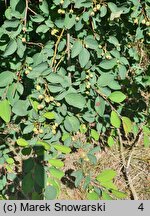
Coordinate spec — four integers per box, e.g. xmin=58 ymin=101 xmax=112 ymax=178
xmin=28 ymin=7 xmax=37 ymax=15
xmin=117 ymin=128 xmax=138 ymax=200
xmin=26 ymin=41 xmax=44 ymax=48
xmin=24 ymin=0 xmax=29 ymax=28
xmin=51 ymin=29 xmax=65 ymax=70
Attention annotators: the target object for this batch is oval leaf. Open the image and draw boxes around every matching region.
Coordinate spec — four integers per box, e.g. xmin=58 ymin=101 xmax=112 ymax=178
xmin=87 ymin=191 xmax=99 ymax=200
xmin=122 ymin=116 xmax=132 ymax=134
xmin=43 ymin=112 xmax=55 ymax=119
xmin=0 ymin=100 xmax=11 ymax=123
xmin=53 ymin=144 xmax=71 ymax=154
xmin=16 ymin=138 xmax=29 ymax=147
xmin=96 ymin=169 xmax=117 ymax=183
xmin=110 ymin=111 xmax=121 ymax=128
xmin=48 ymin=159 xmax=64 ymax=168
xmin=65 ymin=93 xmax=86 ymax=109
xmin=49 ymin=167 xmax=64 ymax=179
xmin=109 ymin=91 xmax=126 ymax=103
xmin=79 ymin=47 xmax=90 ymax=68
xmin=99 ymin=59 xmax=116 ymax=70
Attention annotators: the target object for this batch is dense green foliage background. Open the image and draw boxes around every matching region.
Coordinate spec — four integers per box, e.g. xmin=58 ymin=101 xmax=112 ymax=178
xmin=0 ymin=0 xmax=149 ymax=200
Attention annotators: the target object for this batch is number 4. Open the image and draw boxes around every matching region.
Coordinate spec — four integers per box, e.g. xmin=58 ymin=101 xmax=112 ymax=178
xmin=138 ymin=203 xmax=144 ymax=211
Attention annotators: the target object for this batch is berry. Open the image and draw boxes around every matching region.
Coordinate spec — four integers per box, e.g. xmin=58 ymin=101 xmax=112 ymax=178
xmin=33 ymin=128 xmax=38 ymax=134
xmin=37 ymin=104 xmax=44 ymax=110
xmin=28 ymin=66 xmax=32 ymax=71
xmin=141 ymin=19 xmax=146 ymax=25
xmin=134 ymin=18 xmax=138 ymax=24
xmin=93 ymin=7 xmax=97 ymax=12
xmin=49 ymin=96 xmax=54 ymax=101
xmin=22 ymin=37 xmax=26 ymax=43
xmin=52 ymin=125 xmax=56 ymax=130
xmin=45 ymin=96 xmax=51 ymax=103
xmin=22 ymin=27 xmax=27 ymax=32
xmin=69 ymin=9 xmax=73 ymax=14
xmin=39 ymin=129 xmax=44 ymax=134
xmin=96 ymin=4 xmax=101 ymax=10
xmin=75 ymin=16 xmax=80 ymax=21
xmin=36 ymin=85 xmax=41 ymax=91
xmin=55 ymin=123 xmax=59 ymax=127
xmin=90 ymin=11 xmax=95 ymax=17
xmin=56 ymin=102 xmax=61 ymax=106
xmin=38 ymin=95 xmax=44 ymax=100
xmin=25 ymin=70 xmax=30 ymax=75
xmin=52 ymin=129 xmax=56 ymax=134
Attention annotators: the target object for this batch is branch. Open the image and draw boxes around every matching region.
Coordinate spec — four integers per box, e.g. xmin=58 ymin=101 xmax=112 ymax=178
xmin=117 ymin=128 xmax=138 ymax=200
xmin=25 ymin=41 xmax=44 ymax=48
xmin=24 ymin=0 xmax=29 ymax=28
xmin=51 ymin=29 xmax=65 ymax=71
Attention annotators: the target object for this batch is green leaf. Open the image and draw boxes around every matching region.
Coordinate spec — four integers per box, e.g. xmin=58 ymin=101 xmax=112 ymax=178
xmin=48 ymin=159 xmax=64 ymax=168
xmin=0 ymin=71 xmax=14 ymax=87
xmin=27 ymin=62 xmax=48 ymax=79
xmin=64 ymin=116 xmax=80 ymax=132
xmin=99 ymin=59 xmax=116 ymax=70
xmin=91 ymin=129 xmax=99 ymax=141
xmin=23 ymin=124 xmax=34 ymax=134
xmin=84 ymin=36 xmax=98 ymax=50
xmin=49 ymin=167 xmax=64 ymax=179
xmin=79 ymin=47 xmax=90 ymax=68
xmin=0 ymin=100 xmax=11 ymax=123
xmin=62 ymin=133 xmax=71 ymax=141
xmin=64 ymin=14 xmax=76 ymax=29
xmin=108 ymin=36 xmax=120 ymax=47
xmin=108 ymin=136 xmax=115 ymax=147
xmin=111 ymin=189 xmax=127 ymax=199
xmin=109 ymin=91 xmax=126 ymax=103
xmin=45 ymin=185 xmax=57 ymax=200
xmin=16 ymin=138 xmax=29 ymax=147
xmin=32 ymin=192 xmax=41 ymax=200
xmin=102 ymin=191 xmax=113 ymax=200
xmin=97 ymin=74 xmax=114 ymax=87
xmin=100 ymin=5 xmax=107 ymax=17
xmin=34 ymin=164 xmax=45 ymax=188
xmin=36 ymin=24 xmax=49 ymax=33
xmin=65 ymin=93 xmax=86 ymax=109
xmin=96 ymin=169 xmax=117 ymax=182
xmin=22 ymin=173 xmax=34 ymax=194
xmin=46 ymin=73 xmax=64 ymax=83
xmin=87 ymin=191 xmax=99 ymax=200
xmin=12 ymin=100 xmax=29 ymax=116
xmin=3 ymin=40 xmax=17 ymax=57
xmin=100 ymin=181 xmax=118 ymax=190
xmin=71 ymin=170 xmax=84 ymax=187
xmin=36 ymin=141 xmax=51 ymax=150
xmin=110 ymin=111 xmax=121 ymax=128
xmin=122 ymin=116 xmax=132 ymax=134
xmin=43 ymin=112 xmax=55 ymax=119
xmin=6 ymin=158 xmax=14 ymax=165
xmin=71 ymin=40 xmax=82 ymax=58
xmin=31 ymin=14 xmax=45 ymax=23
xmin=54 ymin=144 xmax=71 ymax=154
xmin=95 ymin=96 xmax=105 ymax=116
xmin=39 ymin=0 xmax=49 ymax=15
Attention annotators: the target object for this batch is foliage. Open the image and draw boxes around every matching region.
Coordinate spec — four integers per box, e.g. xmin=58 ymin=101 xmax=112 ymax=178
xmin=0 ymin=0 xmax=149 ymax=200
